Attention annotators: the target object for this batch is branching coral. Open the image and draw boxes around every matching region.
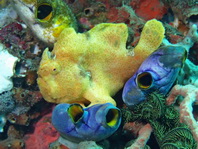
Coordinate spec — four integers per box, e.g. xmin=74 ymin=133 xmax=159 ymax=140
xmin=125 ymin=123 xmax=152 ymax=149
xmin=166 ymin=84 xmax=198 ymax=142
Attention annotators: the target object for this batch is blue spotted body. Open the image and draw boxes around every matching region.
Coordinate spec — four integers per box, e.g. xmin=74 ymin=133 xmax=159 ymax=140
xmin=122 ymin=46 xmax=187 ymax=107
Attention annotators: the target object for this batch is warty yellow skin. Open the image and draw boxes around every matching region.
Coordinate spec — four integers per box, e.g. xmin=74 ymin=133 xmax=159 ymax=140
xmin=37 ymin=19 xmax=165 ymax=106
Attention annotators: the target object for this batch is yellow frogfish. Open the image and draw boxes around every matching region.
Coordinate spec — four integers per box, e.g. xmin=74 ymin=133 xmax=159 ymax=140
xmin=37 ymin=19 xmax=165 ymax=106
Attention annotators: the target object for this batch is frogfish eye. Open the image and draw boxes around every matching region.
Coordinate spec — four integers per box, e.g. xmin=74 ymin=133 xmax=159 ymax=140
xmin=36 ymin=3 xmax=53 ymax=21
xmin=51 ymin=62 xmax=61 ymax=75
xmin=136 ymin=72 xmax=153 ymax=89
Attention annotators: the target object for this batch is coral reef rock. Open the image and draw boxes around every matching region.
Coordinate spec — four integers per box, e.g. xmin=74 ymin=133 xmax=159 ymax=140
xmin=0 ymin=43 xmax=18 ymax=94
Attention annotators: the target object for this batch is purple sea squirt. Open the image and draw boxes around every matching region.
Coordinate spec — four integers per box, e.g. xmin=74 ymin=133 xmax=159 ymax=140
xmin=122 ymin=46 xmax=187 ymax=107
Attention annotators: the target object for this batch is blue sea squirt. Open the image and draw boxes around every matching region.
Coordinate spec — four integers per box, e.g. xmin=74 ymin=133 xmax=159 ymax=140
xmin=122 ymin=46 xmax=187 ymax=107
xmin=52 ymin=103 xmax=121 ymax=142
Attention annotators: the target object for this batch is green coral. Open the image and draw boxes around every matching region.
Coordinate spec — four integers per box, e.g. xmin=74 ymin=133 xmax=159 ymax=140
xmin=161 ymin=127 xmax=196 ymax=149
xmin=122 ymin=92 xmax=197 ymax=148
